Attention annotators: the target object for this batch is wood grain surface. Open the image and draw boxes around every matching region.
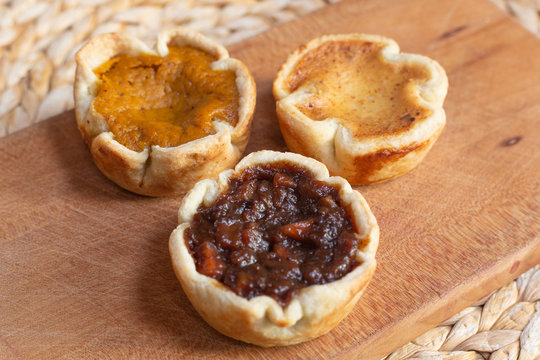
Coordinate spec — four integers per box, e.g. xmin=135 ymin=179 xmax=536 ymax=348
xmin=1 ymin=0 xmax=540 ymax=359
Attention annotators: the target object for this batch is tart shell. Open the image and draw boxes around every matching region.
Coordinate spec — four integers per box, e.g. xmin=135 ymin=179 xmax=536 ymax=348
xmin=169 ymin=150 xmax=379 ymax=346
xmin=74 ymin=28 xmax=256 ymax=196
xmin=273 ymin=34 xmax=448 ymax=184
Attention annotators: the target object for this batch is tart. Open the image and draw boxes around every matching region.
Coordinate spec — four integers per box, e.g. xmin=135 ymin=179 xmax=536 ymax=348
xmin=169 ymin=150 xmax=379 ymax=346
xmin=273 ymin=34 xmax=448 ymax=184
xmin=74 ymin=28 xmax=256 ymax=196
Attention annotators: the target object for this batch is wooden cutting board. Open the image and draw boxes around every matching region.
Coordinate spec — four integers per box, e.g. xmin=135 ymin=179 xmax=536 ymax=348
xmin=1 ymin=0 xmax=540 ymax=358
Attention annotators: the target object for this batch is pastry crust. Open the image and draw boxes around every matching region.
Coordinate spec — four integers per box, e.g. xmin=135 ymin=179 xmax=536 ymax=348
xmin=74 ymin=28 xmax=256 ymax=196
xmin=273 ymin=34 xmax=448 ymax=184
xmin=169 ymin=150 xmax=379 ymax=346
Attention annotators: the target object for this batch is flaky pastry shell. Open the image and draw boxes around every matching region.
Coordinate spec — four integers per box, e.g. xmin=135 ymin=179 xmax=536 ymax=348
xmin=169 ymin=150 xmax=379 ymax=346
xmin=273 ymin=34 xmax=448 ymax=184
xmin=74 ymin=28 xmax=256 ymax=196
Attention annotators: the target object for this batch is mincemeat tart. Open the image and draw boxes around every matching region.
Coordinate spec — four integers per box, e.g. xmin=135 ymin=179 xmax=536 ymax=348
xmin=169 ymin=150 xmax=379 ymax=346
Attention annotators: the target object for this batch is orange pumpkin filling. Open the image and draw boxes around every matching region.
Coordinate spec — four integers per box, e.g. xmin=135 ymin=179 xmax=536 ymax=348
xmin=93 ymin=46 xmax=239 ymax=152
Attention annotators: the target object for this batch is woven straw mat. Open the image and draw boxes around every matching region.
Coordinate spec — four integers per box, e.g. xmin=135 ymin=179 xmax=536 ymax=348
xmin=0 ymin=1 xmax=539 ymax=359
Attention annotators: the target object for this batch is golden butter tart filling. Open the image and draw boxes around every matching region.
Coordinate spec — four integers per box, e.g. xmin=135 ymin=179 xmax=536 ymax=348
xmin=287 ymin=41 xmax=433 ymax=138
xmin=93 ymin=46 xmax=239 ymax=152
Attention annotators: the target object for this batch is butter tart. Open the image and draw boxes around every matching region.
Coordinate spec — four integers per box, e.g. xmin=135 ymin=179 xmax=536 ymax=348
xmin=273 ymin=34 xmax=448 ymax=184
xmin=74 ymin=28 xmax=256 ymax=196
xmin=169 ymin=150 xmax=379 ymax=346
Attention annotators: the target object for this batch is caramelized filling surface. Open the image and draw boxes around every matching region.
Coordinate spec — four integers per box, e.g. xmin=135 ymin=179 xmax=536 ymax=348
xmin=93 ymin=46 xmax=239 ymax=152
xmin=185 ymin=163 xmax=360 ymax=307
xmin=287 ymin=40 xmax=432 ymax=138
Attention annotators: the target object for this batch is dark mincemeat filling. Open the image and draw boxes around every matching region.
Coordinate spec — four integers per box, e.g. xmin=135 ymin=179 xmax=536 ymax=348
xmin=185 ymin=162 xmax=359 ymax=306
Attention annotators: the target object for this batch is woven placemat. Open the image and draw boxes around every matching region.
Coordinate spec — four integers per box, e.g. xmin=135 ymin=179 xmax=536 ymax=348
xmin=0 ymin=1 xmax=538 ymax=359
xmin=383 ymin=265 xmax=540 ymax=360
